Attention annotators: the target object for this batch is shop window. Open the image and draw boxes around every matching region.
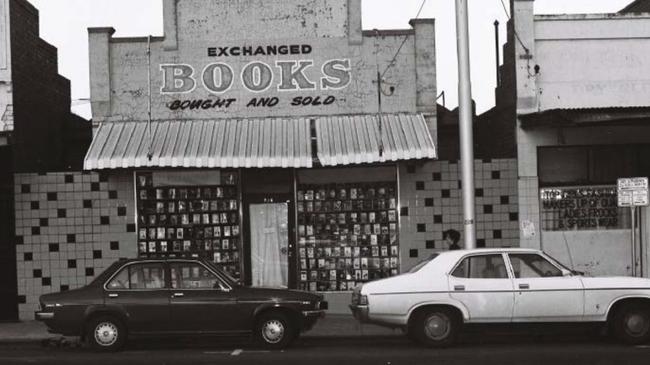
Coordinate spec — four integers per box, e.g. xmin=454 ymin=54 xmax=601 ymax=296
xmin=135 ymin=170 xmax=241 ymax=278
xmin=296 ymin=167 xmax=398 ymax=292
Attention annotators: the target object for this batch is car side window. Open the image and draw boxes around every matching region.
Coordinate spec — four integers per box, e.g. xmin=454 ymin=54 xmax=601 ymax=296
xmin=106 ymin=263 xmax=166 ymax=290
xmin=509 ymin=254 xmax=562 ymax=278
xmin=170 ymin=262 xmax=224 ymax=289
xmin=451 ymin=254 xmax=508 ymax=279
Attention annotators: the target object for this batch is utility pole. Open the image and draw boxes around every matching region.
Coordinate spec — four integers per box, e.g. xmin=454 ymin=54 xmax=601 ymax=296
xmin=455 ymin=0 xmax=476 ymax=249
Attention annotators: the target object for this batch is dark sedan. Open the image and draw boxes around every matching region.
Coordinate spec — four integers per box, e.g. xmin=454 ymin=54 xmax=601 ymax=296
xmin=35 ymin=258 xmax=327 ymax=351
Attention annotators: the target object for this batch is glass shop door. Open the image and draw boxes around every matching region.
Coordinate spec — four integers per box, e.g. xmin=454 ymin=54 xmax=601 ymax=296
xmin=249 ymin=203 xmax=290 ymax=288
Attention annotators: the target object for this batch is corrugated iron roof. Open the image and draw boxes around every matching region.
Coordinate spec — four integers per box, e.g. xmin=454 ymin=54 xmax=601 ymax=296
xmin=84 ymin=113 xmax=437 ymax=170
xmin=84 ymin=118 xmax=313 ymax=169
xmin=316 ymin=113 xmax=436 ymax=166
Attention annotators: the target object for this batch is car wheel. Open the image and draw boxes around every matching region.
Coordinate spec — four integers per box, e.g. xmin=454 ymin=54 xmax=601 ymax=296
xmin=85 ymin=316 xmax=127 ymax=352
xmin=411 ymin=308 xmax=459 ymax=347
xmin=255 ymin=311 xmax=296 ymax=349
xmin=613 ymin=303 xmax=650 ymax=345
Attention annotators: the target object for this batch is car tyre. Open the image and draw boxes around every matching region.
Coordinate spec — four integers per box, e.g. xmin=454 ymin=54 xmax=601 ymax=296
xmin=85 ymin=315 xmax=127 ymax=352
xmin=411 ymin=308 xmax=459 ymax=348
xmin=612 ymin=302 xmax=650 ymax=345
xmin=255 ymin=311 xmax=296 ymax=350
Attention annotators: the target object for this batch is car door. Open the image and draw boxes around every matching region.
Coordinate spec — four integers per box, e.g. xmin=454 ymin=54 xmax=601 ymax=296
xmin=448 ymin=253 xmax=514 ymax=322
xmin=507 ymin=253 xmax=584 ymax=321
xmin=169 ymin=261 xmax=246 ymax=332
xmin=104 ymin=261 xmax=170 ymax=333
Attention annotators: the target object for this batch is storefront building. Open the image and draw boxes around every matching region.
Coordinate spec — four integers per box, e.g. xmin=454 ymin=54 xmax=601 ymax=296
xmin=508 ymin=0 xmax=650 ymax=276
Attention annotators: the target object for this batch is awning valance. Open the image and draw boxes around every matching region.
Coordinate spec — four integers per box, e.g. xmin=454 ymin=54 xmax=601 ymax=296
xmin=84 ymin=113 xmax=437 ymax=170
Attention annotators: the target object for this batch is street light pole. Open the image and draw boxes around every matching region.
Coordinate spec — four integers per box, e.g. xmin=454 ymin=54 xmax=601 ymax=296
xmin=455 ymin=0 xmax=476 ymax=249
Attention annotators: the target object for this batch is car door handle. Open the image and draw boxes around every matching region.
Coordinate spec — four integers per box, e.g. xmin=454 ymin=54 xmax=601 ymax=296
xmin=108 ymin=293 xmax=119 ymax=298
xmin=454 ymin=285 xmax=465 ymax=291
xmin=172 ymin=292 xmax=184 ymax=298
xmin=519 ymin=284 xmax=530 ymax=290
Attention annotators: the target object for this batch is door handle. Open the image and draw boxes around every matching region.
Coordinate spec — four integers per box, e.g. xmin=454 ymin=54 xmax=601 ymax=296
xmin=519 ymin=283 xmax=530 ymax=290
xmin=454 ymin=285 xmax=465 ymax=291
xmin=108 ymin=293 xmax=119 ymax=298
xmin=172 ymin=292 xmax=184 ymax=298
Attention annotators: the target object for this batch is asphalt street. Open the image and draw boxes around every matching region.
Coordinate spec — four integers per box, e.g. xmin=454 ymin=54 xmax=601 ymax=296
xmin=0 ymin=333 xmax=649 ymax=365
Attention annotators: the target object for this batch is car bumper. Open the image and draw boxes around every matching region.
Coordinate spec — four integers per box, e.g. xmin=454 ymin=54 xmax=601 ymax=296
xmin=349 ymin=304 xmax=370 ymax=323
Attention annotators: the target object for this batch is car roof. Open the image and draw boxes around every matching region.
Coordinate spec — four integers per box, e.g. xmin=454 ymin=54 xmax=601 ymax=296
xmin=112 ymin=257 xmax=209 ymax=264
xmin=443 ymin=248 xmax=542 ymax=255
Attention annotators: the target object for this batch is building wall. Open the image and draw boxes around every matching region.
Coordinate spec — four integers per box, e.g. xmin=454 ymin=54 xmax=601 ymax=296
xmin=14 ymin=171 xmax=136 ymax=319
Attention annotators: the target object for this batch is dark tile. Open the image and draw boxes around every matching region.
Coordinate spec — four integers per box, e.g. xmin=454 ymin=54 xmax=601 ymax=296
xmin=17 ymin=295 xmax=26 ymax=304
xmin=500 ymin=196 xmax=510 ymax=205
xmin=417 ymin=223 xmax=426 ymax=232
xmin=15 ymin=236 xmax=23 ymax=245
xmin=99 ymin=173 xmax=109 ymax=183
xmin=432 ymin=173 xmax=441 ymax=181
xmin=33 ymin=269 xmax=42 ymax=278
xmin=21 ymin=184 xmax=30 ymax=194
xmin=66 ymin=234 xmax=76 ymax=243
xmin=482 ymin=158 xmax=492 ymax=163
xmin=64 ymin=174 xmax=74 ymax=183
xmin=31 ymin=227 xmax=40 ymax=235
xmin=458 ymin=180 xmax=462 ymax=189
xmin=491 ymin=171 xmax=501 ymax=179
xmin=477 ymin=239 xmax=486 ymax=248
xmin=67 ymin=260 xmax=77 ymax=269
xmin=483 ymin=205 xmax=493 ymax=214
xmin=93 ymin=250 xmax=102 ymax=259
xmin=91 ymin=182 xmax=100 ymax=192
xmin=30 ymin=201 xmax=39 ymax=210
xmin=509 ymin=212 xmax=519 ymax=221
xmin=475 ymin=188 xmax=484 ymax=197
xmin=47 ymin=192 xmax=57 ymax=201
xmin=57 ymin=209 xmax=66 ymax=218
xmin=126 ymin=223 xmax=136 ymax=233
xmin=409 ymin=249 xmax=419 ymax=258
xmin=434 ymin=215 xmax=443 ymax=224
xmin=100 ymin=216 xmax=110 ymax=225
xmin=48 ymin=243 xmax=59 ymax=252
xmin=424 ymin=198 xmax=434 ymax=207
xmin=441 ymin=189 xmax=450 ymax=198
xmin=39 ymin=218 xmax=48 ymax=227
xmin=42 ymin=277 xmax=51 ymax=286
xmin=83 ymin=200 xmax=92 ymax=208
xmin=109 ymin=190 xmax=118 ymax=199
xmin=117 ymin=207 xmax=127 ymax=216
xmin=110 ymin=241 xmax=120 ymax=250
xmin=400 ymin=207 xmax=409 ymax=217
xmin=450 ymin=160 xmax=458 ymax=165
xmin=60 ymin=285 xmax=69 ymax=292
xmin=415 ymin=181 xmax=425 ymax=191
xmin=85 ymin=268 xmax=95 ymax=277
xmin=425 ymin=240 xmax=435 ymax=249
xmin=493 ymin=230 xmax=502 ymax=239
xmin=406 ymin=164 xmax=416 ymax=174
xmin=23 ymin=252 xmax=32 ymax=261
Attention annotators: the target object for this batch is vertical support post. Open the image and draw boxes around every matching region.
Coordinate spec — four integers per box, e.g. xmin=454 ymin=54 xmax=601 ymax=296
xmin=631 ymin=206 xmax=637 ymax=277
xmin=455 ymin=0 xmax=476 ymax=249
xmin=494 ymin=20 xmax=501 ymax=87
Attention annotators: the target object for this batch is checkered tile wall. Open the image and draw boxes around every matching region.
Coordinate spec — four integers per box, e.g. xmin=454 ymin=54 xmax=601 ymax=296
xmin=14 ymin=172 xmax=136 ymax=319
xmin=398 ymin=159 xmax=519 ymax=270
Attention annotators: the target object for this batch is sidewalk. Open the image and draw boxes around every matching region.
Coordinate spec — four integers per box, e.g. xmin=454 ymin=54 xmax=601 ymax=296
xmin=0 ymin=314 xmax=399 ymax=344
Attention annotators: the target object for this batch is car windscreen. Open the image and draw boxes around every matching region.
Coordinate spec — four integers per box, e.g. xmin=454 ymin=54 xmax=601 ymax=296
xmin=408 ymin=253 xmax=440 ymax=273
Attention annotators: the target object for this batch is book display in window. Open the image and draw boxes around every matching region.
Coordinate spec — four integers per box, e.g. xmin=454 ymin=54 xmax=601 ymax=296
xmin=296 ymin=183 xmax=399 ymax=292
xmin=136 ymin=171 xmax=241 ymax=278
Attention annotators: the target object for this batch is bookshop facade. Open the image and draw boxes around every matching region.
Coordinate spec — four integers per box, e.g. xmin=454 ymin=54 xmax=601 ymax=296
xmin=83 ymin=0 xmax=437 ymax=297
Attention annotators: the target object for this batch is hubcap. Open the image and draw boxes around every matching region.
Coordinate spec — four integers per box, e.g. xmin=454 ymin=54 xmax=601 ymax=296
xmin=424 ymin=313 xmax=451 ymax=340
xmin=262 ymin=319 xmax=285 ymax=344
xmin=625 ymin=312 xmax=650 ymax=336
xmin=94 ymin=322 xmax=118 ymax=347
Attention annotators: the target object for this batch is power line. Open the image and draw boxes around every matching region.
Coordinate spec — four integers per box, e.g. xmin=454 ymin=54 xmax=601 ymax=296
xmin=380 ymin=0 xmax=427 ymax=79
xmin=498 ymin=0 xmax=530 ymax=54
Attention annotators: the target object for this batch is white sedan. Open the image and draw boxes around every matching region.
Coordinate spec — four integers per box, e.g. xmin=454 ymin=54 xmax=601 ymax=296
xmin=350 ymin=248 xmax=650 ymax=347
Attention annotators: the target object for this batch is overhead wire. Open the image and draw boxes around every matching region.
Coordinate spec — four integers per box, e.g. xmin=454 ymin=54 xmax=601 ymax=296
xmin=380 ymin=0 xmax=427 ymax=79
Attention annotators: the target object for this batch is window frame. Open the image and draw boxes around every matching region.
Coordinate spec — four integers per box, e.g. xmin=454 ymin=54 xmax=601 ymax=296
xmin=169 ymin=260 xmax=232 ymax=291
xmin=103 ymin=260 xmax=168 ymax=292
xmin=449 ymin=253 xmax=511 ymax=280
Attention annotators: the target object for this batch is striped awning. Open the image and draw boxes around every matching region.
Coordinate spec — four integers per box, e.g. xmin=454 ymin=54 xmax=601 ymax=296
xmin=84 ymin=118 xmax=313 ymax=169
xmin=316 ymin=113 xmax=436 ymax=166
xmin=84 ymin=114 xmax=437 ymax=170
